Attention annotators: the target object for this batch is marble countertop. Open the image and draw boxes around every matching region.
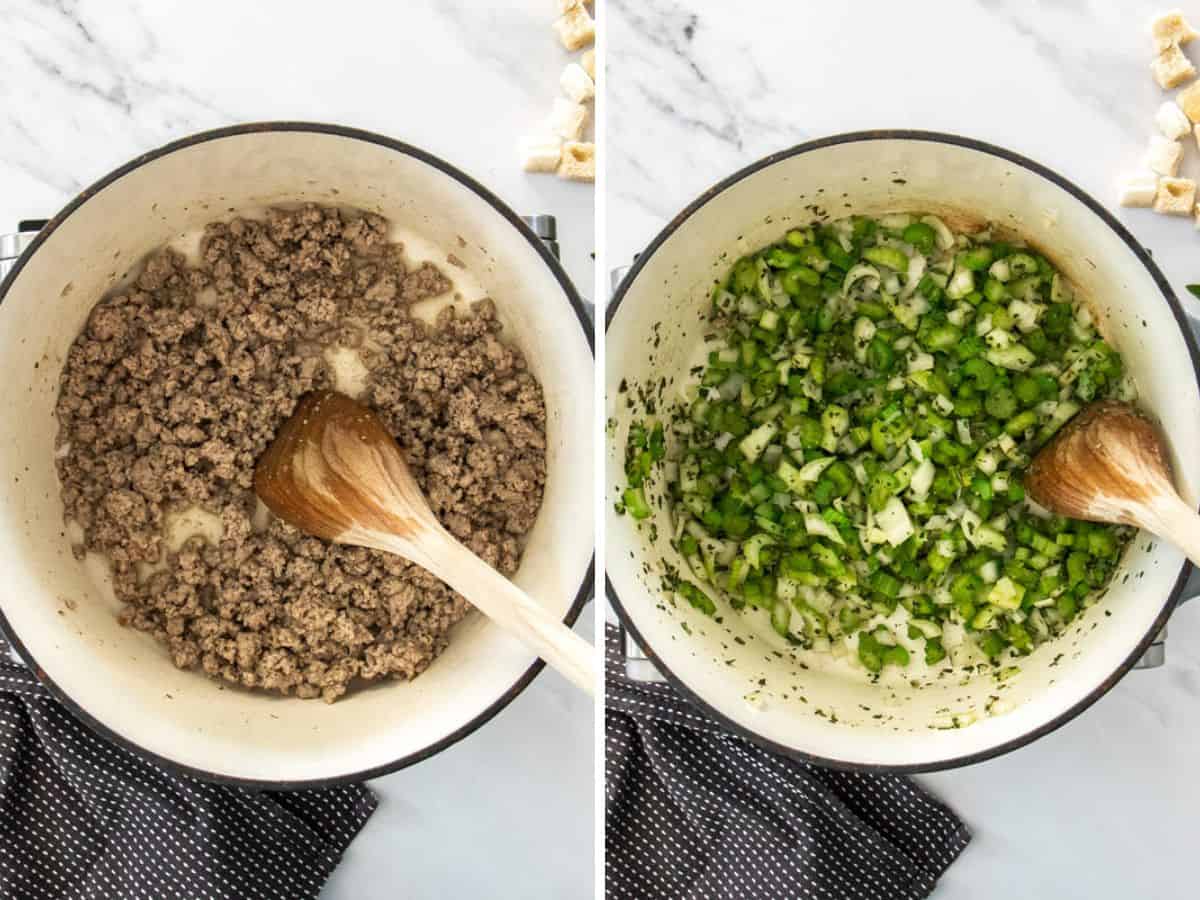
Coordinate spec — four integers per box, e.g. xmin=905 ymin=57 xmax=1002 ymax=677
xmin=0 ymin=1 xmax=595 ymax=898
xmin=609 ymin=1 xmax=1200 ymax=897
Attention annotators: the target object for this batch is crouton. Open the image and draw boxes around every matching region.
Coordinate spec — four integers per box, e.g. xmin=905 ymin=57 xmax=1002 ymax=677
xmin=1145 ymin=135 xmax=1184 ymax=175
xmin=1156 ymin=100 xmax=1192 ymax=138
xmin=1150 ymin=9 xmax=1198 ymax=52
xmin=519 ymin=135 xmax=563 ymax=173
xmin=582 ymin=49 xmax=596 ymax=80
xmin=548 ymin=97 xmax=588 ymax=141
xmin=1154 ymin=176 xmax=1196 ymax=214
xmin=1178 ymin=81 xmax=1200 ymax=121
xmin=557 ymin=141 xmax=595 ymax=182
xmin=1153 ymin=44 xmax=1196 ymax=89
xmin=1116 ymin=172 xmax=1160 ymax=207
xmin=553 ymin=4 xmax=595 ymax=51
xmin=560 ymin=62 xmax=595 ymax=103
xmin=557 ymin=0 xmax=582 ymax=12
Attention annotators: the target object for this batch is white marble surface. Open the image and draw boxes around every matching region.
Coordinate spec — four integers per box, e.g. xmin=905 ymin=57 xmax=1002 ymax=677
xmin=0 ymin=2 xmax=595 ymax=898
xmin=608 ymin=1 xmax=1200 ymax=897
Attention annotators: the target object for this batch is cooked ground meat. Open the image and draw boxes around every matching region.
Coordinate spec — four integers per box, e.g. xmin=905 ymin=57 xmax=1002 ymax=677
xmin=55 ymin=204 xmax=546 ymax=702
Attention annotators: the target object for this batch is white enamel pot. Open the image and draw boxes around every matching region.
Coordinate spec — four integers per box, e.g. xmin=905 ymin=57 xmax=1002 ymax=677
xmin=606 ymin=131 xmax=1200 ymax=772
xmin=0 ymin=123 xmax=594 ymax=788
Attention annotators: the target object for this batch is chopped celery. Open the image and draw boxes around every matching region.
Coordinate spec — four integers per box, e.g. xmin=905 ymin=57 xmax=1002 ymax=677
xmin=986 ymin=576 xmax=1025 ymax=611
xmin=625 ymin=213 xmax=1133 ymax=674
xmin=863 ymin=246 xmax=909 ymax=271
xmin=770 ymin=599 xmax=792 ymax=637
xmin=743 ymin=533 xmax=777 ymax=569
xmin=902 ymin=222 xmax=937 ymax=254
xmin=986 ymin=343 xmax=1037 ymax=371
xmin=623 ymin=487 xmax=651 ymax=520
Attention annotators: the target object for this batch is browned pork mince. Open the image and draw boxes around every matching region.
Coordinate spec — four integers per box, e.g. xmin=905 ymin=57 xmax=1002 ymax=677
xmin=55 ymin=204 xmax=547 ymax=701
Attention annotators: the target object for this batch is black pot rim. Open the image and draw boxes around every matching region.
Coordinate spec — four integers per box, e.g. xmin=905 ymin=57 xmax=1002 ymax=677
xmin=0 ymin=120 xmax=595 ymax=791
xmin=605 ymin=128 xmax=1200 ymax=774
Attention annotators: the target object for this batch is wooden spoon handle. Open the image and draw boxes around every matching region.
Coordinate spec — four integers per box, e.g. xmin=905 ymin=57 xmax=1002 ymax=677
xmin=373 ymin=530 xmax=596 ymax=696
xmin=1142 ymin=492 xmax=1200 ymax=569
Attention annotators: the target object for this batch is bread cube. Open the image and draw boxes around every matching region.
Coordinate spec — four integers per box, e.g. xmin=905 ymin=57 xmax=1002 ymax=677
xmin=1145 ymin=135 xmax=1184 ymax=175
xmin=557 ymin=0 xmax=582 ymax=12
xmin=1150 ymin=9 xmax=1198 ymax=52
xmin=548 ymin=97 xmax=588 ymax=141
xmin=582 ymin=49 xmax=596 ymax=80
xmin=1178 ymin=81 xmax=1200 ymax=122
xmin=1116 ymin=172 xmax=1160 ymax=207
xmin=1153 ymin=44 xmax=1196 ymax=88
xmin=1154 ymin=176 xmax=1196 ymax=214
xmin=553 ymin=4 xmax=595 ymax=51
xmin=1156 ymin=100 xmax=1192 ymax=138
xmin=560 ymin=62 xmax=595 ymax=103
xmin=519 ymin=135 xmax=562 ymax=173
xmin=557 ymin=141 xmax=595 ymax=182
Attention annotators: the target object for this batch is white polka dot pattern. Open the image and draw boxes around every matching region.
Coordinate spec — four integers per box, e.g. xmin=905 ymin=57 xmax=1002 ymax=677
xmin=0 ymin=635 xmax=376 ymax=899
xmin=604 ymin=627 xmax=971 ymax=900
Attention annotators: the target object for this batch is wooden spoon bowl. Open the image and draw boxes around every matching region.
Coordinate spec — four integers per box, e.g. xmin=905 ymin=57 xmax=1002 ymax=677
xmin=1025 ymin=400 xmax=1200 ymax=566
xmin=255 ymin=390 xmax=596 ymax=695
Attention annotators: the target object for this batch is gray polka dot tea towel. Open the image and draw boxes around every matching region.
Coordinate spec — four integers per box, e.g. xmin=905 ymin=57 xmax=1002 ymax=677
xmin=605 ymin=625 xmax=971 ymax=899
xmin=0 ymin=634 xmax=376 ymax=900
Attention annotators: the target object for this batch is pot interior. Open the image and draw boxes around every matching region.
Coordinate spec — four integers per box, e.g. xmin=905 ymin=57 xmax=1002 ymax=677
xmin=606 ymin=136 xmax=1199 ymax=769
xmin=0 ymin=127 xmax=593 ymax=784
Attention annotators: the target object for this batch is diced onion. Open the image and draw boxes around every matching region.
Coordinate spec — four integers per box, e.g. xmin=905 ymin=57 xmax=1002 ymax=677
xmin=910 ymin=458 xmax=935 ymax=499
xmin=843 ymin=263 xmax=881 ymax=295
xmin=738 ymin=295 xmax=762 ymax=318
xmin=900 ymin=253 xmax=927 ymax=299
xmin=875 ymin=497 xmax=914 ymax=547
xmin=1008 ymin=299 xmax=1044 ymax=333
xmin=796 ymin=456 xmax=837 ymax=482
xmin=804 ymin=513 xmax=845 ymax=546
xmin=718 ymin=373 xmax=745 ymax=401
xmin=956 ymin=419 xmax=973 ymax=445
xmin=920 ymin=214 xmax=956 ymax=250
xmin=907 ymin=351 xmax=935 ymax=373
xmin=946 ymin=268 xmax=974 ymax=300
xmin=880 ymin=212 xmax=914 ymax=230
xmin=853 ymin=317 xmax=876 ymax=364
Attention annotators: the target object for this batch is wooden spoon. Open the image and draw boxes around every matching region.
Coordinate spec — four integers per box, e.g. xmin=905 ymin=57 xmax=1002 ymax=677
xmin=254 ymin=390 xmax=595 ymax=695
xmin=1024 ymin=400 xmax=1200 ymax=566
